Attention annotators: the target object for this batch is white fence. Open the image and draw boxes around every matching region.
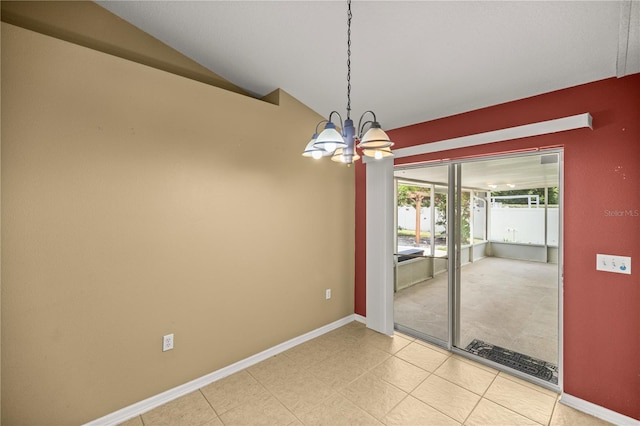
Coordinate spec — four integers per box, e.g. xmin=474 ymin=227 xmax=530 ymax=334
xmin=397 ymin=207 xmax=446 ymax=235
xmin=398 ymin=206 xmax=559 ymax=247
xmin=490 ymin=207 xmax=558 ymax=246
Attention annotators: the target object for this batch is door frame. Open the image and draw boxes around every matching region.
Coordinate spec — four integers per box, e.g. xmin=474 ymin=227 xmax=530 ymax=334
xmin=364 ymin=114 xmax=585 ymax=388
xmin=365 ymin=113 xmax=587 ymax=334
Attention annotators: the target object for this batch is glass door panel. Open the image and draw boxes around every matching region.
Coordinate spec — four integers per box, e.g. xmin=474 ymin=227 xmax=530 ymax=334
xmin=393 ymin=165 xmax=449 ymax=344
xmin=455 ymin=153 xmax=560 ymax=385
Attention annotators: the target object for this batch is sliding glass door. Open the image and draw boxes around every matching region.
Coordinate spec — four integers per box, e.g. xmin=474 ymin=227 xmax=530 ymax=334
xmin=394 ymin=151 xmax=561 ymax=387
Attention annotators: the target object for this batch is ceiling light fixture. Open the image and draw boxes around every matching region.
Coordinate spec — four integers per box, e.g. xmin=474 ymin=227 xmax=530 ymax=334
xmin=302 ymin=0 xmax=393 ymax=166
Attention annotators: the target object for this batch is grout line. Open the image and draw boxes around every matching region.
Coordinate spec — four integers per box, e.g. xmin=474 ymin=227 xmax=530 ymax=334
xmin=496 ymin=371 xmax=559 ymax=398
xmin=417 ymin=353 xmax=481 ymax=425
xmin=399 ymin=352 xmax=469 ymax=425
xmin=460 ymin=370 xmax=501 ymax=424
xmin=481 ymin=399 xmax=548 ymax=426
xmin=431 ymin=369 xmax=496 ymax=397
xmin=547 ymin=399 xmax=560 ymax=426
xmin=382 ymin=392 xmax=411 ymax=423
xmin=408 ymin=393 xmax=467 ymax=425
xmin=370 ymin=354 xmax=431 ymax=394
xmin=243 ymin=363 xmax=306 ymax=425
xmin=197 ymin=388 xmax=221 ymax=421
xmin=463 ymin=397 xmax=483 ymax=424
xmin=450 ymin=353 xmax=499 ymax=374
xmin=482 ymin=375 xmax=553 ymax=425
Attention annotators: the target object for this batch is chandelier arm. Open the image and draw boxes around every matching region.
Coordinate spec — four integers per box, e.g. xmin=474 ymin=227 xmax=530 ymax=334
xmin=357 ymin=110 xmax=377 ymax=136
xmin=361 ymin=110 xmax=377 ymax=123
xmin=314 ymin=119 xmax=329 ymax=134
xmin=357 ymin=120 xmax=374 ymax=138
xmin=327 ymin=111 xmax=344 ymax=130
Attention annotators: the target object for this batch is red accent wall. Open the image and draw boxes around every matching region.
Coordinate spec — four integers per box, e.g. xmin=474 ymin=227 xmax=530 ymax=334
xmin=354 ymin=74 xmax=640 ymax=419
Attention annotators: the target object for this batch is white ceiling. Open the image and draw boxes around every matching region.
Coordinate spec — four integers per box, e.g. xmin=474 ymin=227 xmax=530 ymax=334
xmin=97 ymin=0 xmax=640 ymax=131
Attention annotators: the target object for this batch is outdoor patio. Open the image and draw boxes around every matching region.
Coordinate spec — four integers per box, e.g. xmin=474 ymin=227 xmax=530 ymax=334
xmin=394 ymin=256 xmax=559 ymax=365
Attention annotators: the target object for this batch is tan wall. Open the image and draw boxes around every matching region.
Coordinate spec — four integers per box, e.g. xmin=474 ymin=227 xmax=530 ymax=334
xmin=1 ymin=23 xmax=355 ymax=425
xmin=0 ymin=0 xmax=249 ymax=97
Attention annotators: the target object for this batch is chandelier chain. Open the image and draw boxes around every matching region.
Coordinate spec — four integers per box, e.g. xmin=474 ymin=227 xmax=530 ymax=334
xmin=346 ymin=0 xmax=352 ymax=119
xmin=303 ymin=0 xmax=393 ymax=164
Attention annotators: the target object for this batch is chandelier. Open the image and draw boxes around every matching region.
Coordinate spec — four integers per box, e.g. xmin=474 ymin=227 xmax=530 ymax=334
xmin=302 ymin=0 xmax=394 ymax=166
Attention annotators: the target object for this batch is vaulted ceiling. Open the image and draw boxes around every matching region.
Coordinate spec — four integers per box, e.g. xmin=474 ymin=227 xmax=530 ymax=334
xmin=98 ymin=1 xmax=639 ymax=131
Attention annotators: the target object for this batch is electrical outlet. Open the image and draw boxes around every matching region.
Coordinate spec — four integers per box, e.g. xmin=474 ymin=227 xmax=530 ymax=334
xmin=162 ymin=334 xmax=174 ymax=351
xmin=325 ymin=289 xmax=332 ymax=300
xmin=596 ymin=254 xmax=631 ymax=275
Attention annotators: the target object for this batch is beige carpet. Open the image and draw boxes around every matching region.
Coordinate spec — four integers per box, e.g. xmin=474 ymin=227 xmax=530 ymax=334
xmin=394 ymin=256 xmax=558 ymax=364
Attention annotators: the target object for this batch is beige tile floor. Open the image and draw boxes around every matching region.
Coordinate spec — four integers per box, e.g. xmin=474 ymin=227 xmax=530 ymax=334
xmin=119 ymin=321 xmax=610 ymax=426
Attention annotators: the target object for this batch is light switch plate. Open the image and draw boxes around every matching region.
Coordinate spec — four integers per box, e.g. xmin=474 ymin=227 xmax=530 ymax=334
xmin=596 ymin=254 xmax=631 ymax=275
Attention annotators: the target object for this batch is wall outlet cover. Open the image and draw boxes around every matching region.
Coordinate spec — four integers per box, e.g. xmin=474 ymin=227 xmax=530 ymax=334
xmin=162 ymin=334 xmax=174 ymax=351
xmin=596 ymin=254 xmax=631 ymax=275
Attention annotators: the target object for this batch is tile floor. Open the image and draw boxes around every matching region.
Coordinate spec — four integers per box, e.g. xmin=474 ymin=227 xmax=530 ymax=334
xmin=119 ymin=321 xmax=610 ymax=426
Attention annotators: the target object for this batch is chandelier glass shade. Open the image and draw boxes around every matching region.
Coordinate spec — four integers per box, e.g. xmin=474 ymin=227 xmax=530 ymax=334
xmin=302 ymin=138 xmax=331 ymax=159
xmin=358 ymin=122 xmax=393 ymax=149
xmin=301 ymin=120 xmax=335 ymax=159
xmin=301 ymin=0 xmax=393 ymax=166
xmin=362 ymin=146 xmax=393 ymax=160
xmin=313 ymin=121 xmax=347 ymax=154
xmin=331 ymin=147 xmax=361 ymax=163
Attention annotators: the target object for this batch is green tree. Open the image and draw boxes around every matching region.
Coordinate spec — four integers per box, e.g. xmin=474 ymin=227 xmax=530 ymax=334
xmin=397 ymin=185 xmax=431 ymax=209
xmin=492 ymin=187 xmax=558 ymax=205
xmin=434 ymin=191 xmax=471 ymax=245
xmin=397 ymin=184 xmax=430 ymax=244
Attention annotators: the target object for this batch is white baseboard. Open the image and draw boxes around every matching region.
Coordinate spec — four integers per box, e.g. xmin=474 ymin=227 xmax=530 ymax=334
xmin=85 ymin=314 xmax=358 ymax=426
xmin=354 ymin=313 xmax=366 ymax=324
xmin=561 ymin=393 xmax=640 ymax=426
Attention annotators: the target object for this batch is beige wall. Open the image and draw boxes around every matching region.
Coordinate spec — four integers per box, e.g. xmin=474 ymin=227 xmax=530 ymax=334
xmin=1 ymin=23 xmax=355 ymax=425
xmin=0 ymin=0 xmax=249 ymax=97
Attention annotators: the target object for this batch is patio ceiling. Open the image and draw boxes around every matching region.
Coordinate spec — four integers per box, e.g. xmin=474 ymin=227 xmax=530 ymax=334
xmin=394 ymin=153 xmax=560 ymax=191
